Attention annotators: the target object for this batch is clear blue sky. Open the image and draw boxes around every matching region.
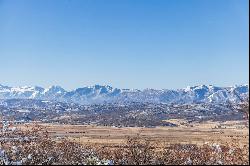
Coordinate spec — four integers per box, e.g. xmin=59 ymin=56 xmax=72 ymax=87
xmin=0 ymin=0 xmax=249 ymax=90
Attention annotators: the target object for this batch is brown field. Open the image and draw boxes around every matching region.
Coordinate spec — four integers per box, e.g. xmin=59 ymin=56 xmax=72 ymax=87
xmin=17 ymin=119 xmax=249 ymax=147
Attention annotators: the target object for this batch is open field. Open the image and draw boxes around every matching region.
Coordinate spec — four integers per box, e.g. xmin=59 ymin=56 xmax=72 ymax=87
xmin=17 ymin=120 xmax=249 ymax=147
xmin=2 ymin=120 xmax=249 ymax=165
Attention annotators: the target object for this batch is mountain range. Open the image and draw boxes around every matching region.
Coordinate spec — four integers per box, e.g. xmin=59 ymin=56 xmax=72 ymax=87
xmin=0 ymin=84 xmax=248 ymax=105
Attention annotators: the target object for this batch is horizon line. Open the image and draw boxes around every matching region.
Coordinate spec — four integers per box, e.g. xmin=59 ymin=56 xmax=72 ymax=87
xmin=0 ymin=83 xmax=249 ymax=91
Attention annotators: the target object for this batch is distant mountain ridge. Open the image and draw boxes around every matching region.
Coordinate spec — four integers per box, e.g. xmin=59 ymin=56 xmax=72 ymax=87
xmin=0 ymin=84 xmax=248 ymax=105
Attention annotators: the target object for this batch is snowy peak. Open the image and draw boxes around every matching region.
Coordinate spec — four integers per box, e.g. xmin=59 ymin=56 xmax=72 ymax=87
xmin=0 ymin=84 xmax=248 ymax=104
xmin=230 ymin=84 xmax=249 ymax=93
xmin=0 ymin=84 xmax=11 ymax=91
xmin=44 ymin=85 xmax=66 ymax=94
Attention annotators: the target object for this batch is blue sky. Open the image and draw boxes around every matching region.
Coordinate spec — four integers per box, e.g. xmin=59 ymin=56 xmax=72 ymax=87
xmin=0 ymin=0 xmax=249 ymax=90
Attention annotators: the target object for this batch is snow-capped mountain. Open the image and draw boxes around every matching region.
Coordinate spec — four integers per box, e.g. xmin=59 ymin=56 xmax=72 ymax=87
xmin=0 ymin=84 xmax=248 ymax=104
xmin=42 ymin=85 xmax=67 ymax=100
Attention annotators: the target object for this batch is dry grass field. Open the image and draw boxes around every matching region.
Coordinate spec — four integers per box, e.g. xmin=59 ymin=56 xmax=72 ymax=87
xmin=18 ymin=119 xmax=249 ymax=147
xmin=2 ymin=120 xmax=249 ymax=165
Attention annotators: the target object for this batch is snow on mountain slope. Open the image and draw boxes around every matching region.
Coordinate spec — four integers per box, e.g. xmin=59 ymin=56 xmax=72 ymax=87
xmin=0 ymin=84 xmax=248 ymax=104
xmin=0 ymin=85 xmax=44 ymax=99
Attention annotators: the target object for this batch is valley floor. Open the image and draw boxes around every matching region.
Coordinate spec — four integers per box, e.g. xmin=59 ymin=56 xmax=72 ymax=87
xmin=18 ymin=119 xmax=249 ymax=147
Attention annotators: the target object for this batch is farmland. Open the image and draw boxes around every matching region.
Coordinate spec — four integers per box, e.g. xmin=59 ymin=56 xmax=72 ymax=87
xmin=18 ymin=120 xmax=249 ymax=147
xmin=1 ymin=100 xmax=249 ymax=164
